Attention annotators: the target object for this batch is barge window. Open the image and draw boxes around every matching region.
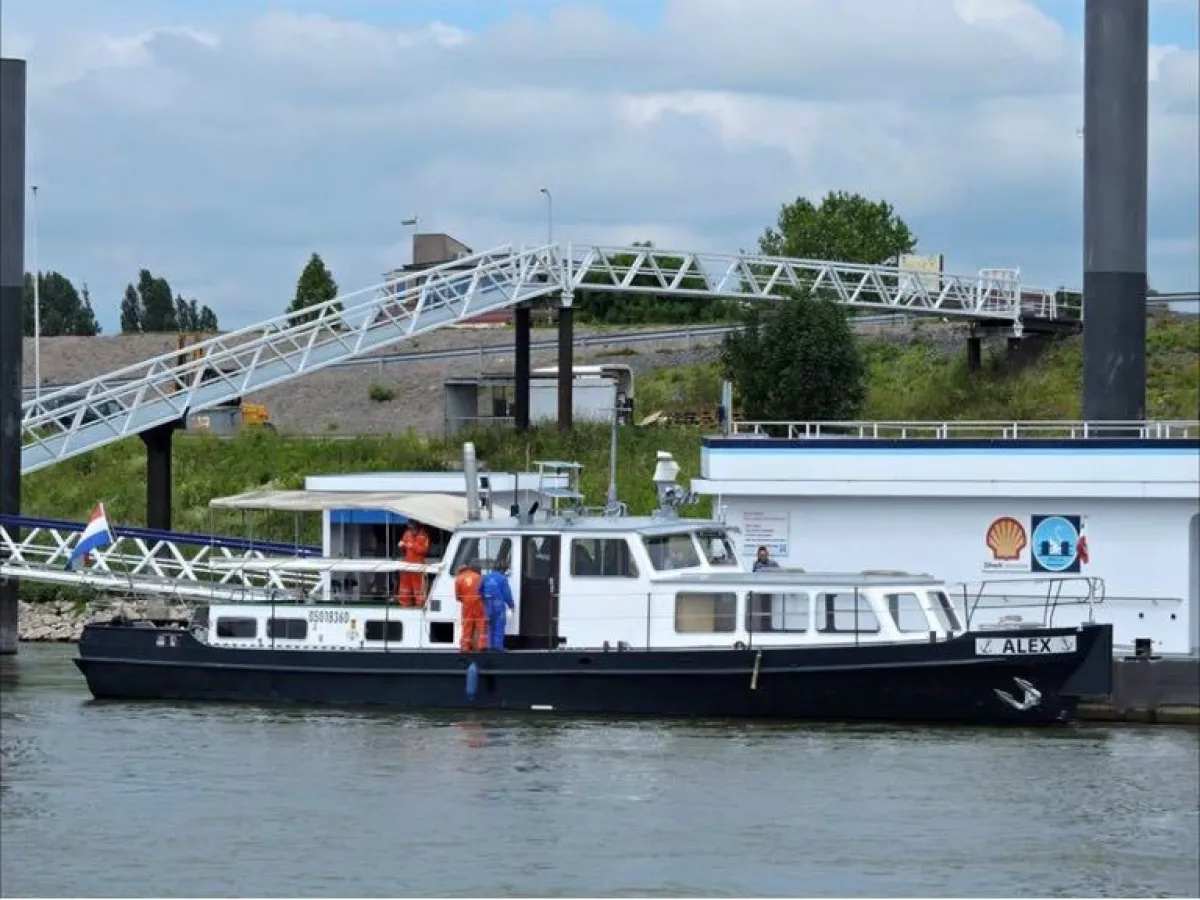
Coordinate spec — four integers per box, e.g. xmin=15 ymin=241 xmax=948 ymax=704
xmin=267 ymin=617 xmax=308 ymax=640
xmin=674 ymin=591 xmax=737 ymax=634
xmin=215 ymin=617 xmax=258 ymax=639
xmin=646 ymin=534 xmax=701 ymax=571
xmin=697 ymin=529 xmax=738 ymax=567
xmin=885 ymin=593 xmax=929 ymax=633
xmin=365 ymin=620 xmax=404 ymax=642
xmin=817 ymin=592 xmax=880 ymax=634
xmin=570 ymin=538 xmax=639 ymax=578
xmin=747 ymin=592 xmax=810 ymax=633
xmin=928 ymin=590 xmax=963 ymax=631
xmin=452 ymin=537 xmax=512 ymax=572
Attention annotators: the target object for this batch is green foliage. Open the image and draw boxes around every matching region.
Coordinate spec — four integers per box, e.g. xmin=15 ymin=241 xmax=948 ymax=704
xmin=575 ymin=240 xmax=738 ymax=325
xmin=119 ymin=269 xmax=219 ymax=333
xmin=22 ymin=271 xmax=101 ymax=337
xmin=720 ymin=290 xmax=866 ymax=421
xmin=175 ymin=294 xmax=220 ymax=332
xmin=368 ymin=383 xmax=397 ymax=403
xmin=288 ymin=252 xmax=340 ymax=324
xmin=758 ymin=190 xmax=917 ymax=264
xmin=21 ymin=425 xmax=711 ymax=545
xmin=640 ymin=316 xmax=1200 ymax=424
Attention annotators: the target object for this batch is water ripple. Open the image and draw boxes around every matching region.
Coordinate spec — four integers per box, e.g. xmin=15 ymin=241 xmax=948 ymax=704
xmin=2 ymin=644 xmax=1197 ymax=898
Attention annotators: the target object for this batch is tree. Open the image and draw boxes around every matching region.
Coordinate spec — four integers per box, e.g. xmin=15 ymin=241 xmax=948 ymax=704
xmin=119 ymin=285 xmax=142 ymax=333
xmin=720 ymin=288 xmax=866 ymax=423
xmin=575 ymin=240 xmax=735 ymax=325
xmin=119 ymin=269 xmax=219 ymax=333
xmin=758 ymin=190 xmax=917 ymax=264
xmin=175 ymin=294 xmax=220 ymax=332
xmin=21 ymin=271 xmax=101 ymax=336
xmin=288 ymin=253 xmax=340 ymax=325
xmin=136 ymin=269 xmax=177 ymax=332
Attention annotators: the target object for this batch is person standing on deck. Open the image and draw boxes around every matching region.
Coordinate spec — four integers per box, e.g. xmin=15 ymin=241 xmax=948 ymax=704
xmin=396 ymin=521 xmax=431 ymax=607
xmin=455 ymin=561 xmax=487 ymax=652
xmin=753 ymin=546 xmax=779 ymax=571
xmin=481 ymin=560 xmax=515 ymax=651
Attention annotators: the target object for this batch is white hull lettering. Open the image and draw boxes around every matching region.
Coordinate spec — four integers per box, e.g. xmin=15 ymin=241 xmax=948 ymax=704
xmin=974 ymin=635 xmax=1078 ymax=656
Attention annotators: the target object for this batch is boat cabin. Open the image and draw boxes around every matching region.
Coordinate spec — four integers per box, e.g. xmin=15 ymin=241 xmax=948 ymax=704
xmin=190 ymin=448 xmax=1090 ymax=655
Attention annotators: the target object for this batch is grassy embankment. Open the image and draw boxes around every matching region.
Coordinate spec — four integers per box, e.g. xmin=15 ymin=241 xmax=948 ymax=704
xmin=635 ymin=313 xmax=1199 ymax=422
xmin=21 ymin=314 xmax=1199 ymax=546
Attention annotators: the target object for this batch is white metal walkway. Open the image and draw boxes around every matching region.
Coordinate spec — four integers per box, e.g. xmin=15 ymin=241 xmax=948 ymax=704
xmin=0 ymin=515 xmax=324 ymax=603
xmin=21 ymin=242 xmax=1070 ymax=474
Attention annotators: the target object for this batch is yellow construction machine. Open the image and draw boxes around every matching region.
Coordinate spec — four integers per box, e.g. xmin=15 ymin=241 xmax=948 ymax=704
xmin=175 ymin=333 xmax=275 ymax=434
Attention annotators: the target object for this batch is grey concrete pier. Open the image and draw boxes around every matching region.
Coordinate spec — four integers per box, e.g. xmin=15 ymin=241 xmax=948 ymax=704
xmin=1082 ymin=0 xmax=1149 ymax=423
xmin=1078 ymin=655 xmax=1200 ymax=725
xmin=0 ymin=57 xmax=28 ymax=656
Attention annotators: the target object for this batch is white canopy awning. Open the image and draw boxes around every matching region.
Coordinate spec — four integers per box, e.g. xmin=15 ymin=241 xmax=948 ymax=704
xmin=208 ymin=489 xmax=469 ymax=533
xmin=207 ymin=556 xmax=444 ymax=575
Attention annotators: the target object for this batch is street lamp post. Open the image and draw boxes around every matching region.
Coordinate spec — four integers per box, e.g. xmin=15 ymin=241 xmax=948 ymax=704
xmin=30 ymin=184 xmax=40 ymax=402
xmin=539 ymin=188 xmax=553 ymax=245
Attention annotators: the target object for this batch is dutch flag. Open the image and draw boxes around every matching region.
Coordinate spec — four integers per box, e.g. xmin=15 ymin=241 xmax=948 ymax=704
xmin=66 ymin=503 xmax=115 ymax=571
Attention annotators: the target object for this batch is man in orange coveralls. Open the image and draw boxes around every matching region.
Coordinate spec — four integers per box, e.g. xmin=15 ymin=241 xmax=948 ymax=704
xmin=396 ymin=520 xmax=431 ymax=607
xmin=454 ymin=561 xmax=487 ymax=652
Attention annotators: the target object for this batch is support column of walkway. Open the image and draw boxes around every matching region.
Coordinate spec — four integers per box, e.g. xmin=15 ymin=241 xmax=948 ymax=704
xmin=0 ymin=58 xmax=27 ymax=656
xmin=514 ymin=303 xmax=531 ymax=431
xmin=557 ymin=298 xmax=574 ymax=434
xmin=1082 ymin=0 xmax=1148 ymax=423
xmin=142 ymin=421 xmax=182 ymax=532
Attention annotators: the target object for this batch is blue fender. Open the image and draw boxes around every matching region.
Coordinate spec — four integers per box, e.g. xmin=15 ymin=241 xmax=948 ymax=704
xmin=465 ymin=661 xmax=479 ymax=700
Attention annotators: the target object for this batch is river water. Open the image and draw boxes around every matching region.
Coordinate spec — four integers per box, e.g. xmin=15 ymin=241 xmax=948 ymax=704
xmin=1 ymin=643 xmax=1197 ymax=898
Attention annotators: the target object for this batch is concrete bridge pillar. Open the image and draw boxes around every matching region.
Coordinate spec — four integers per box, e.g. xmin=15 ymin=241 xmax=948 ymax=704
xmin=1082 ymin=0 xmax=1148 ymax=423
xmin=557 ymin=300 xmax=574 ymax=434
xmin=514 ymin=303 xmax=531 ymax=431
xmin=142 ymin=421 xmax=182 ymax=532
xmin=0 ymin=58 xmax=27 ymax=656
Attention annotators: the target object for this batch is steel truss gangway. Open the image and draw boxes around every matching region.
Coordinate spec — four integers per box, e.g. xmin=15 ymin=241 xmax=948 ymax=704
xmin=0 ymin=514 xmax=326 ymax=603
xmin=20 ymin=243 xmax=1072 ymax=474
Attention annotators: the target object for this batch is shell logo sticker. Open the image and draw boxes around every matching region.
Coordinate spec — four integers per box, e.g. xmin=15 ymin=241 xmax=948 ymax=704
xmin=986 ymin=516 xmax=1028 ymax=561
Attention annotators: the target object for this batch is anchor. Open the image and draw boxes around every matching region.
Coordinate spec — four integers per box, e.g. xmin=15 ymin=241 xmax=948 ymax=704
xmin=993 ymin=677 xmax=1042 ymax=711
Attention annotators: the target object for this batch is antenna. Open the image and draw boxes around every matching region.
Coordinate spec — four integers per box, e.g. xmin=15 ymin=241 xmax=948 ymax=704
xmin=606 ymin=401 xmax=619 ymax=511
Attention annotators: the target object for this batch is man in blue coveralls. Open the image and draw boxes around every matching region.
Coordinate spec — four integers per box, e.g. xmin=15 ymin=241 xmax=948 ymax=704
xmin=481 ymin=559 xmax=515 ymax=651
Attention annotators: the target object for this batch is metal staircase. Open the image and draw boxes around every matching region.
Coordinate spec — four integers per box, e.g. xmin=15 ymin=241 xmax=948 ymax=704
xmin=21 ymin=243 xmax=1070 ymax=474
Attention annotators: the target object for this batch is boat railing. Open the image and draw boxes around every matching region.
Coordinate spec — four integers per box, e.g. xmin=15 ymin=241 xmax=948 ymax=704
xmin=726 ymin=419 xmax=1200 ymax=440
xmin=956 ymin=576 xmax=1105 ymax=631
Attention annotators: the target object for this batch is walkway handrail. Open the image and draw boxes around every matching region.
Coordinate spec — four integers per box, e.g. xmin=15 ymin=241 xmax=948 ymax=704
xmin=0 ymin=513 xmax=321 ymax=557
xmin=726 ymin=419 xmax=1200 ymax=440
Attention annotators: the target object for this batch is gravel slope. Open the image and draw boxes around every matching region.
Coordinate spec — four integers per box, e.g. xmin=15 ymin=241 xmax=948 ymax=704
xmin=21 ymin=318 xmax=954 ymax=436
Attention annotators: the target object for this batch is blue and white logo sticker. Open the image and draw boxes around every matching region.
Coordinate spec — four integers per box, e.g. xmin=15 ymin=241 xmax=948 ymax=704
xmin=1030 ymin=515 xmax=1081 ymax=573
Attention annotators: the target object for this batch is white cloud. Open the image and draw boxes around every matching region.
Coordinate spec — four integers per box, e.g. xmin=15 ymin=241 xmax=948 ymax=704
xmin=1 ymin=0 xmax=1196 ymax=332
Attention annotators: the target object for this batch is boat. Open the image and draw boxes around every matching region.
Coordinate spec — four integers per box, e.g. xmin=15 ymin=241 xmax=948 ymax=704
xmin=74 ymin=444 xmax=1114 ymax=724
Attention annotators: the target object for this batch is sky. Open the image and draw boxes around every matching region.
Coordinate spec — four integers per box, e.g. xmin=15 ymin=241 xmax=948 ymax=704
xmin=2 ymin=0 xmax=1197 ymax=333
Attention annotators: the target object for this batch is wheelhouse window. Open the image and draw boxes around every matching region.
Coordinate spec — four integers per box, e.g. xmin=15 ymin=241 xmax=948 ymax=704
xmin=451 ymin=537 xmax=512 ymax=572
xmin=570 ymin=538 xmax=639 ymax=578
xmin=215 ymin=617 xmax=257 ymax=639
xmin=817 ymin=592 xmax=880 ymax=634
xmin=928 ymin=590 xmax=963 ymax=632
xmin=266 ymin=617 xmax=308 ymax=640
xmin=645 ymin=533 xmax=702 ymax=571
xmin=364 ymin=620 xmax=404 ymax=642
xmin=885 ymin=593 xmax=930 ymax=633
xmin=746 ymin=592 xmax=810 ymax=633
xmin=674 ymin=591 xmax=737 ymax=634
xmin=697 ymin=529 xmax=738 ymax=567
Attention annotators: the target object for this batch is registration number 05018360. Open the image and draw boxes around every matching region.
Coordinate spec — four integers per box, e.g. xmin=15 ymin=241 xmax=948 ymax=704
xmin=974 ymin=635 xmax=1078 ymax=656
xmin=307 ymin=609 xmax=351 ymax=625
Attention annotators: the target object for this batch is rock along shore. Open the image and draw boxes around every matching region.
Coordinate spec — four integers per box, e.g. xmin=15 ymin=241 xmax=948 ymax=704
xmin=19 ymin=599 xmax=191 ymax=643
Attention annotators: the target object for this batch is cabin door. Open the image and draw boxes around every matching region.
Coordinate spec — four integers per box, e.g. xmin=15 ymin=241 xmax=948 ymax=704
xmin=519 ymin=535 xmax=560 ymax=650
